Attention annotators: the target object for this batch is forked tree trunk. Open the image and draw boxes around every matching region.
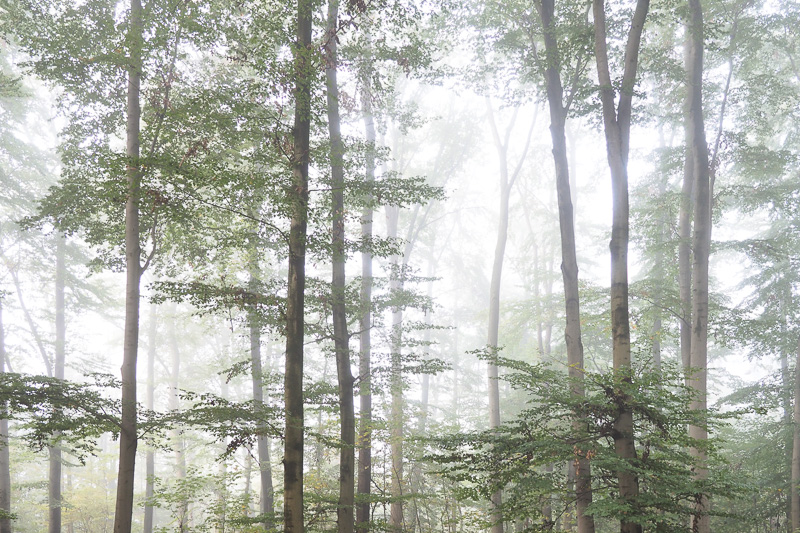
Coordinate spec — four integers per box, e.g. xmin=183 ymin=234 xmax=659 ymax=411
xmin=534 ymin=0 xmax=595 ymax=530
xmin=326 ymin=4 xmax=356 ymax=531
xmin=486 ymin=101 xmax=510 ymax=533
xmin=113 ymin=0 xmax=143 ymax=530
xmin=284 ymin=1 xmax=312 ymax=529
xmin=592 ymin=0 xmax=649 ymax=530
xmin=686 ymin=1 xmax=711 ymax=531
xmin=0 ymin=299 xmax=11 ymax=533
xmin=356 ymin=34 xmax=375 ymax=533
xmin=49 ymin=235 xmax=65 ymax=533
xmin=485 ymin=100 xmax=534 ymax=533
xmin=144 ymin=303 xmax=157 ymax=533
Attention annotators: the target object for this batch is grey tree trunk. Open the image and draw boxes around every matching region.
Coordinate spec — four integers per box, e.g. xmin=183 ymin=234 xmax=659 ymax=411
xmin=486 ymin=100 xmax=511 ymax=533
xmin=169 ymin=318 xmax=188 ymax=532
xmin=534 ymin=0 xmax=596 ymax=529
xmin=792 ymin=337 xmax=800 ymax=532
xmin=113 ymin=0 xmax=143 ymax=530
xmin=248 ymin=248 xmax=274 ymax=528
xmin=144 ymin=303 xmax=157 ymax=533
xmin=0 ymin=298 xmax=11 ymax=533
xmin=592 ymin=0 xmax=649 ymax=530
xmin=484 ymin=99 xmax=533 ymax=533
xmin=387 ymin=204 xmax=405 ymax=533
xmin=356 ymin=35 xmax=375 ymax=533
xmin=325 ymin=5 xmax=356 ymax=531
xmin=686 ymin=1 xmax=711 ymax=531
xmin=49 ymin=235 xmax=65 ymax=533
xmin=284 ymin=1 xmax=312 ymax=529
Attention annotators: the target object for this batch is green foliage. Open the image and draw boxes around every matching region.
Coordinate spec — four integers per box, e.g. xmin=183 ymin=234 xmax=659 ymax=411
xmin=432 ymin=358 xmax=746 ymax=531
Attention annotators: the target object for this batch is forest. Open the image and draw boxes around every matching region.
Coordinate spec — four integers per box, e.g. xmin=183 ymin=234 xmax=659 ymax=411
xmin=0 ymin=0 xmax=798 ymax=531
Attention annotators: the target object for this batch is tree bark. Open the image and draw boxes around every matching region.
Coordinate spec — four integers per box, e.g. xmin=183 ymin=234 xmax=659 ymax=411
xmin=792 ymin=337 xmax=800 ymax=533
xmin=534 ymin=1 xmax=595 ymax=530
xmin=592 ymin=0 xmax=649 ymax=530
xmin=686 ymin=1 xmax=711 ymax=531
xmin=387 ymin=204 xmax=405 ymax=533
xmin=356 ymin=35 xmax=375 ymax=533
xmin=169 ymin=317 xmax=188 ymax=532
xmin=144 ymin=303 xmax=156 ymax=533
xmin=326 ymin=5 xmax=356 ymax=531
xmin=484 ymin=100 xmax=534 ymax=533
xmin=284 ymin=1 xmax=312 ymax=529
xmin=485 ymin=100 xmax=510 ymax=533
xmin=248 ymin=247 xmax=274 ymax=528
xmin=0 ymin=298 xmax=11 ymax=533
xmin=48 ymin=234 xmax=65 ymax=533
xmin=113 ymin=0 xmax=143 ymax=529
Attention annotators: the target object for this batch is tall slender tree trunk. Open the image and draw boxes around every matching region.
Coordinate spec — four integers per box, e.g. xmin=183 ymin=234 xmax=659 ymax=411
xmin=284 ymin=1 xmax=312 ymax=529
xmin=484 ymin=100 xmax=534 ymax=533
xmin=534 ymin=1 xmax=595 ymax=529
xmin=387 ymin=205 xmax=405 ymax=533
xmin=356 ymin=35 xmax=375 ymax=533
xmin=144 ymin=303 xmax=157 ymax=533
xmin=113 ymin=0 xmax=143 ymax=530
xmin=679 ymin=55 xmax=695 ymax=375
xmin=326 ymin=6 xmax=356 ymax=531
xmin=248 ymin=246 xmax=274 ymax=528
xmin=169 ymin=318 xmax=188 ymax=532
xmin=686 ymin=2 xmax=711 ymax=531
xmin=485 ymin=101 xmax=510 ymax=533
xmin=0 ymin=298 xmax=11 ymax=533
xmin=48 ymin=235 xmax=65 ymax=533
xmin=593 ymin=0 xmax=649 ymax=531
xmin=791 ymin=337 xmax=800 ymax=532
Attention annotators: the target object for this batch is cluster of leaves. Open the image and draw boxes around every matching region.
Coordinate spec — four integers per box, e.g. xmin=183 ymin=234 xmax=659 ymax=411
xmin=0 ymin=372 xmax=120 ymax=461
xmin=431 ymin=358 xmax=748 ymax=531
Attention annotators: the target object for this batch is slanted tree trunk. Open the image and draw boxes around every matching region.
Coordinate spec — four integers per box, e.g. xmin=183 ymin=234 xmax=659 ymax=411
xmin=0 ymin=298 xmax=11 ymax=533
xmin=48 ymin=234 xmax=65 ymax=533
xmin=113 ymin=0 xmax=143 ymax=529
xmin=284 ymin=1 xmax=312 ymax=529
xmin=326 ymin=5 xmax=356 ymax=531
xmin=533 ymin=1 xmax=595 ymax=529
xmin=685 ymin=2 xmax=711 ymax=531
xmin=144 ymin=303 xmax=157 ymax=533
xmin=592 ymin=0 xmax=649 ymax=531
xmin=356 ymin=35 xmax=375 ymax=533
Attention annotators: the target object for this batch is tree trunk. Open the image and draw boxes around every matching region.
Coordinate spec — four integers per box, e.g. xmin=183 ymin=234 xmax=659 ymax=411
xmin=113 ymin=0 xmax=143 ymax=529
xmin=144 ymin=303 xmax=157 ymax=533
xmin=326 ymin=6 xmax=356 ymax=531
xmin=791 ymin=337 xmax=800 ymax=532
xmin=248 ymin=252 xmax=274 ymax=528
xmin=686 ymin=1 xmax=711 ymax=531
xmin=485 ymin=100 xmax=510 ymax=533
xmin=284 ymin=0 xmax=312 ymax=529
xmin=49 ymin=234 xmax=65 ymax=533
xmin=592 ymin=0 xmax=649 ymax=530
xmin=387 ymin=205 xmax=405 ymax=533
xmin=534 ymin=1 xmax=595 ymax=529
xmin=0 ymin=298 xmax=11 ymax=533
xmin=356 ymin=34 xmax=375 ymax=533
xmin=169 ymin=317 xmax=188 ymax=532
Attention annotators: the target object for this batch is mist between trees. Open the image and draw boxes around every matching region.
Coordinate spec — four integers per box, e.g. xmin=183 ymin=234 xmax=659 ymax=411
xmin=0 ymin=0 xmax=798 ymax=531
